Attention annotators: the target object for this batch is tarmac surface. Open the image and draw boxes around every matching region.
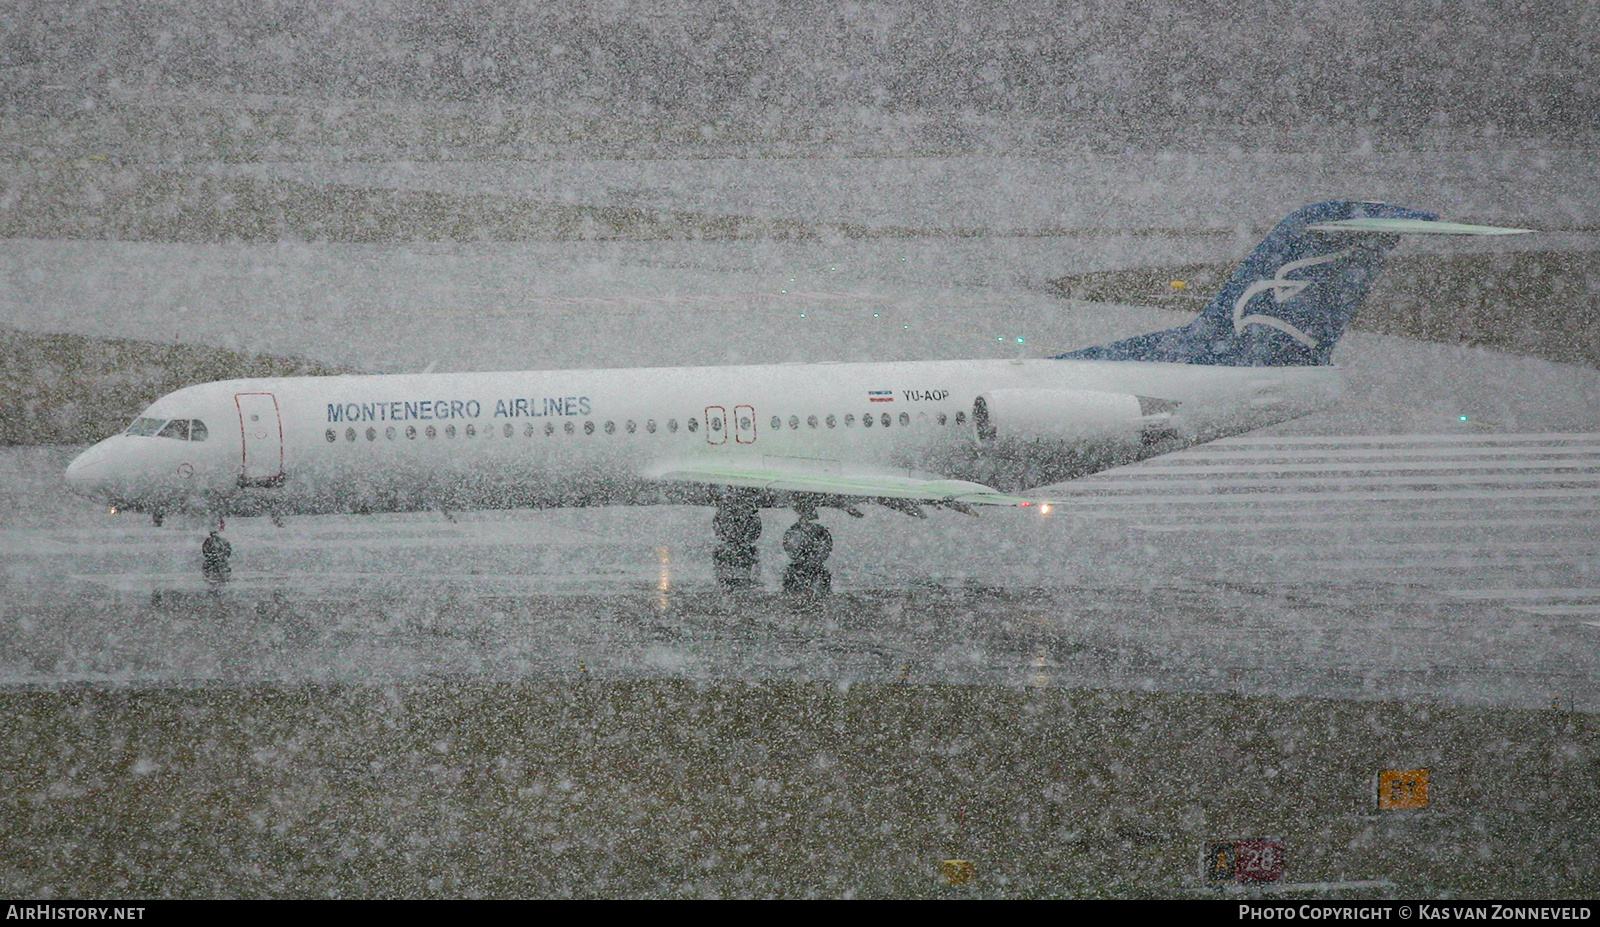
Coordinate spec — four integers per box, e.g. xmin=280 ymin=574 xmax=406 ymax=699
xmin=4 ymin=429 xmax=1597 ymax=712
xmin=4 ymin=433 xmax=1598 ymax=897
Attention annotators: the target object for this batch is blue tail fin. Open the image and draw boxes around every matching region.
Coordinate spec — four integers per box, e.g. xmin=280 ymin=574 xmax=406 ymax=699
xmin=1056 ymin=201 xmax=1437 ymax=366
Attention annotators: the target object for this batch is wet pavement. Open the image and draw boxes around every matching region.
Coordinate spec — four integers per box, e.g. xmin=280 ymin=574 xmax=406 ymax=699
xmin=5 ymin=430 xmax=1597 ymax=712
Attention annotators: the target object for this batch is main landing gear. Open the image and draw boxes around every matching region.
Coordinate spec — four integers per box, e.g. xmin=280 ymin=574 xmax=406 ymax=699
xmin=712 ymin=495 xmax=762 ymax=589
xmin=781 ymin=502 xmax=832 ymax=596
xmin=710 ymin=495 xmax=835 ymax=595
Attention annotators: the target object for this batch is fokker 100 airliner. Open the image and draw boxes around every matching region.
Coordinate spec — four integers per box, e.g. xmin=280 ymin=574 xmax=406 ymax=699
xmin=64 ymin=202 xmax=1529 ymax=592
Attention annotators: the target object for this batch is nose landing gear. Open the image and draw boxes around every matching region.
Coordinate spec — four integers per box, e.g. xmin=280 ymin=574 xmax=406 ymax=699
xmin=201 ymin=521 xmax=232 ymax=589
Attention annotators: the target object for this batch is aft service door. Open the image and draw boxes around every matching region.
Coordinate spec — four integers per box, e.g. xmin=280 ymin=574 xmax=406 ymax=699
xmin=236 ymin=392 xmax=284 ymax=487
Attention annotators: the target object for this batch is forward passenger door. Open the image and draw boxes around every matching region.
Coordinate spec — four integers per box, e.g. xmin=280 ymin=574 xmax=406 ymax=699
xmin=235 ymin=392 xmax=284 ymax=487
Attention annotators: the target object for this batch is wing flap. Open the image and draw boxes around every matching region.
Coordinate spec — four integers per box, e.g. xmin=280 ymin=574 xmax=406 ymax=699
xmin=641 ymin=459 xmax=1049 ymax=507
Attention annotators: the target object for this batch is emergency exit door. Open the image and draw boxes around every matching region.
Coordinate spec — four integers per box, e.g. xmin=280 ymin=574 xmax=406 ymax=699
xmin=236 ymin=392 xmax=284 ymax=487
xmin=733 ymin=404 xmax=757 ymax=444
xmin=704 ymin=405 xmax=727 ymax=445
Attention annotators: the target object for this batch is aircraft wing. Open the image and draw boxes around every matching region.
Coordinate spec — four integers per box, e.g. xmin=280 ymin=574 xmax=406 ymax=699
xmin=640 ymin=458 xmax=1051 ymax=507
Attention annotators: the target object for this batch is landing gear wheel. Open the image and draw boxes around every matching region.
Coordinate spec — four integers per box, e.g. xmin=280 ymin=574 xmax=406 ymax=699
xmin=782 ymin=519 xmax=832 ymax=596
xmin=712 ymin=499 xmax=762 ymax=589
xmin=713 ymin=502 xmax=762 ymax=547
xmin=713 ymin=544 xmax=760 ymax=588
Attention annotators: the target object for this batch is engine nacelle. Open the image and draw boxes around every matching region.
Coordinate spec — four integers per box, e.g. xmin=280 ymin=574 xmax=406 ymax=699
xmin=971 ymin=388 xmax=1179 ymax=447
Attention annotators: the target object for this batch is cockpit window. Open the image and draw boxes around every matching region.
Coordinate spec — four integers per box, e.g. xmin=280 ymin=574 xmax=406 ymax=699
xmin=135 ymin=418 xmax=209 ymax=441
xmin=125 ymin=417 xmax=165 ymax=436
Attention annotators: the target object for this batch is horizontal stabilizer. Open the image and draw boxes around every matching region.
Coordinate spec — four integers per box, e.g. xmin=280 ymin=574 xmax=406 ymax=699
xmin=1305 ymin=217 xmax=1534 ymax=235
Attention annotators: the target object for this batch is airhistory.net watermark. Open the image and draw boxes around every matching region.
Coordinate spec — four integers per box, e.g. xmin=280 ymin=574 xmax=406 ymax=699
xmin=6 ymin=908 xmax=145 ymax=920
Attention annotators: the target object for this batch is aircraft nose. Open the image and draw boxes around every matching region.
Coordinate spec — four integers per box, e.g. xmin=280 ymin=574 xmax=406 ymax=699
xmin=65 ymin=442 xmax=110 ymax=491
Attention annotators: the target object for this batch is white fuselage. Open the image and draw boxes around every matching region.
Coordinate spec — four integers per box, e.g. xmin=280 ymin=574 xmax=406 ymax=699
xmin=64 ymin=357 xmax=1342 ymax=518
